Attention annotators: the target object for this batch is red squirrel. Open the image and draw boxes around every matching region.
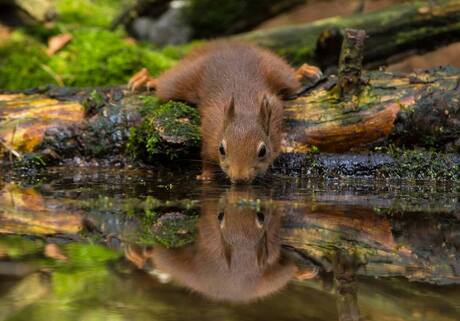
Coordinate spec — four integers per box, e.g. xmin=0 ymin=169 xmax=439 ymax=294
xmin=124 ymin=188 xmax=319 ymax=303
xmin=129 ymin=41 xmax=321 ymax=183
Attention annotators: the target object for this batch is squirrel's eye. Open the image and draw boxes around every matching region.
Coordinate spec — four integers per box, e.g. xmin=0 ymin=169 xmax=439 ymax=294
xmin=255 ymin=211 xmax=265 ymax=228
xmin=258 ymin=144 xmax=267 ymax=159
xmin=219 ymin=143 xmax=226 ymax=156
xmin=256 ymin=211 xmax=265 ymax=223
xmin=218 ymin=212 xmax=224 ymax=221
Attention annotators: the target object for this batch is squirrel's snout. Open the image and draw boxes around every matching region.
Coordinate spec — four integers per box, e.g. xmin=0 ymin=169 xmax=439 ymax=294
xmin=231 ymin=177 xmax=253 ymax=184
xmin=228 ymin=167 xmax=254 ymax=184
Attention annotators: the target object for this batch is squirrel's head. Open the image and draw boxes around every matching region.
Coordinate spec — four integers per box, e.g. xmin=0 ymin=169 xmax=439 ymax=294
xmin=215 ymin=188 xmax=280 ymax=269
xmin=219 ymin=94 xmax=282 ymax=184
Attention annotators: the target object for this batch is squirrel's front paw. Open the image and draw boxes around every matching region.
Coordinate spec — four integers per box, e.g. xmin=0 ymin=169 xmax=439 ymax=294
xmin=124 ymin=245 xmax=154 ymax=270
xmin=128 ymin=68 xmax=157 ymax=92
xmin=196 ymin=172 xmax=214 ymax=181
xmin=296 ymin=64 xmax=323 ymax=85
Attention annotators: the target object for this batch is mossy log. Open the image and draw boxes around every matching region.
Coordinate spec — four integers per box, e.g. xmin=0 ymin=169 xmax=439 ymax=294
xmin=1 ymin=66 xmax=460 ymax=179
xmin=239 ymin=0 xmax=460 ymax=69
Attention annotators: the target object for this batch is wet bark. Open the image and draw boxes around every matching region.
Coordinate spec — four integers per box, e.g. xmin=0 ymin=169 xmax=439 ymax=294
xmin=239 ymin=0 xmax=460 ymax=70
xmin=1 ymin=65 xmax=460 ymax=179
xmin=337 ymin=29 xmax=366 ymax=98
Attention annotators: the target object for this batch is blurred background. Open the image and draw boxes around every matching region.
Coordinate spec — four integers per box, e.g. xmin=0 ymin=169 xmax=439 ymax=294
xmin=0 ymin=0 xmax=459 ymax=91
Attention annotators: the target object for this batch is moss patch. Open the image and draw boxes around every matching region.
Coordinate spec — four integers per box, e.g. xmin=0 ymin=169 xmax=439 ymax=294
xmin=0 ymin=36 xmax=56 ymax=89
xmin=383 ymin=149 xmax=460 ymax=181
xmin=55 ymin=0 xmax=130 ymax=28
xmin=0 ymin=28 xmax=177 ymax=90
xmin=127 ymin=97 xmax=201 ymax=161
xmin=274 ymin=150 xmax=460 ymax=181
xmin=137 ymin=211 xmax=199 ymax=248
xmin=185 ymin=0 xmax=303 ymax=38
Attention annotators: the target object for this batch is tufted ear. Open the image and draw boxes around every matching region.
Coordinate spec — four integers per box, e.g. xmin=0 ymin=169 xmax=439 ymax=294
xmin=256 ymin=232 xmax=269 ymax=268
xmin=224 ymin=96 xmax=235 ymax=129
xmin=259 ymin=94 xmax=272 ymax=134
xmin=222 ymin=238 xmax=233 ymax=269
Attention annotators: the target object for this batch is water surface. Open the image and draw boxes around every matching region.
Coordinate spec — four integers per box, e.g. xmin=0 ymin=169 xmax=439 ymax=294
xmin=0 ymin=166 xmax=459 ymax=321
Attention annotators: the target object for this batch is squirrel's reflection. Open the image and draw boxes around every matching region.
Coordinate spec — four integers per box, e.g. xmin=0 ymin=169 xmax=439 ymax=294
xmin=125 ymin=187 xmax=318 ymax=303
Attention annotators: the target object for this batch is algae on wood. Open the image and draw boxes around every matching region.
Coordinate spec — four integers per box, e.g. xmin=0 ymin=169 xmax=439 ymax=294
xmin=2 ymin=66 xmax=460 ymax=177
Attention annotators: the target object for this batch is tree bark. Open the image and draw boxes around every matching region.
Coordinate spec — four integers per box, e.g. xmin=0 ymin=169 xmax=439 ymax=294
xmin=238 ymin=0 xmax=460 ymax=70
xmin=2 ymin=66 xmax=459 ymax=177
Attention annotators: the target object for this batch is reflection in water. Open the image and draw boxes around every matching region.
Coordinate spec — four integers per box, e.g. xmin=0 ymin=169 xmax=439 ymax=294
xmin=333 ymin=252 xmax=364 ymax=321
xmin=0 ymin=168 xmax=459 ymax=321
xmin=125 ymin=187 xmax=319 ymax=303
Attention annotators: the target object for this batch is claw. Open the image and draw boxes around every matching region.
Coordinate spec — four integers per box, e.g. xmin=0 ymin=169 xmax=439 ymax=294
xmin=124 ymin=245 xmax=154 ymax=269
xmin=196 ymin=173 xmax=214 ymax=181
xmin=296 ymin=64 xmax=323 ymax=85
xmin=127 ymin=68 xmax=157 ymax=92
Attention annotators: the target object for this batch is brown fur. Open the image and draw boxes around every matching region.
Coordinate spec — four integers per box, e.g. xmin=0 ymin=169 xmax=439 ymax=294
xmin=155 ymin=41 xmax=301 ymax=183
xmin=125 ymin=188 xmax=298 ymax=303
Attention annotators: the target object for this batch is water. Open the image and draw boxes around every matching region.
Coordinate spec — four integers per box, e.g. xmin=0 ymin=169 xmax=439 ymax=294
xmin=0 ymin=166 xmax=459 ymax=321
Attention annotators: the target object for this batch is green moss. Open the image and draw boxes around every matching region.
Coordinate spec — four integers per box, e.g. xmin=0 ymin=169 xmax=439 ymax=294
xmin=0 ymin=37 xmax=56 ymax=89
xmin=0 ymin=236 xmax=44 ymax=258
xmin=55 ymin=0 xmax=130 ymax=28
xmin=49 ymin=29 xmax=175 ymax=87
xmin=82 ymin=90 xmax=106 ymax=114
xmin=109 ymin=195 xmax=200 ymax=248
xmin=236 ymin=198 xmax=262 ymax=211
xmin=127 ymin=98 xmax=201 ymax=161
xmin=160 ymin=42 xmax=202 ymax=60
xmin=185 ymin=0 xmax=303 ymax=38
xmin=137 ymin=213 xmax=199 ymax=248
xmin=386 ymin=149 xmax=460 ymax=181
xmin=0 ymin=29 xmax=177 ymax=90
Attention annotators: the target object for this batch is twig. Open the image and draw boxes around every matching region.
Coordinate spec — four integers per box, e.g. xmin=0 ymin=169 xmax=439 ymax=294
xmin=0 ymin=137 xmax=23 ymax=160
xmin=338 ymin=29 xmax=367 ymax=99
xmin=39 ymin=63 xmax=64 ymax=87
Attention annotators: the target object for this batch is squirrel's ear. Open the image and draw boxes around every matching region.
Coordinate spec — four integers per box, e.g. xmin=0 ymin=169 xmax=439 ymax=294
xmin=223 ymin=240 xmax=232 ymax=269
xmin=224 ymin=96 xmax=235 ymax=129
xmin=259 ymin=94 xmax=272 ymax=134
xmin=256 ymin=232 xmax=269 ymax=268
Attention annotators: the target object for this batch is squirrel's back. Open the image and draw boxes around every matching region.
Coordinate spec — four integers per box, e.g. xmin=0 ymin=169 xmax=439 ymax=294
xmin=156 ymin=41 xmax=299 ymax=105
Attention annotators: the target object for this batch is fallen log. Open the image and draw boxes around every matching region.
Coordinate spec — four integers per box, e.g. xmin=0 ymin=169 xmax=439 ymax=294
xmin=1 ymin=65 xmax=460 ymax=179
xmin=239 ymin=0 xmax=460 ymax=70
xmin=2 ymin=23 xmax=460 ymax=179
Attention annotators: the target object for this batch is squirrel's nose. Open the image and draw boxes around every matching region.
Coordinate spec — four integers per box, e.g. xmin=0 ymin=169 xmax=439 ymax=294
xmin=229 ymin=168 xmax=253 ymax=184
xmin=231 ymin=177 xmax=252 ymax=184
